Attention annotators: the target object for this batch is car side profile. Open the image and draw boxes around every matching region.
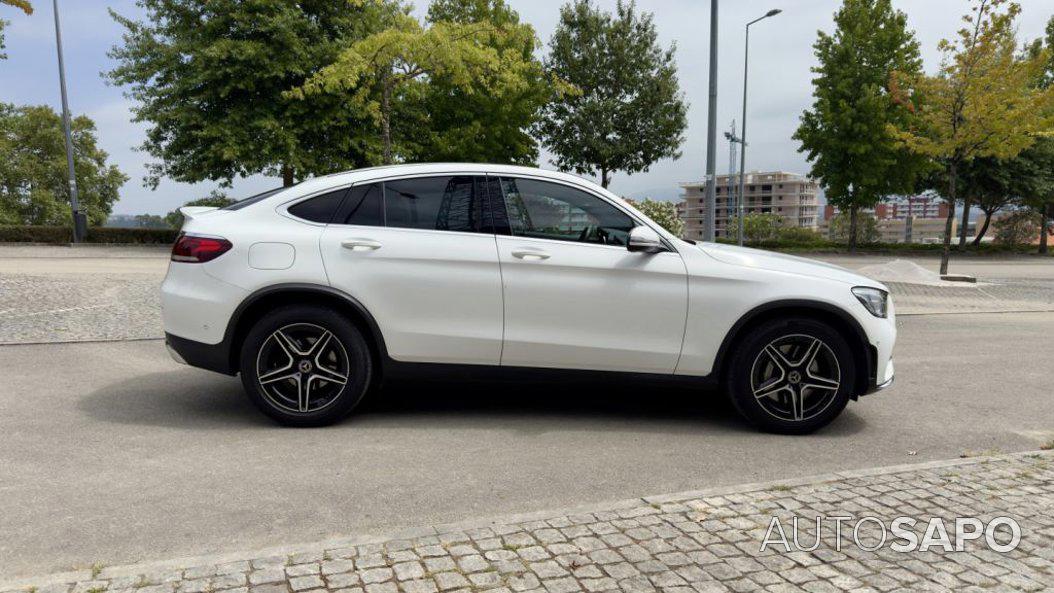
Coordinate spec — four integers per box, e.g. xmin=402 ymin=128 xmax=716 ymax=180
xmin=162 ymin=163 xmax=895 ymax=433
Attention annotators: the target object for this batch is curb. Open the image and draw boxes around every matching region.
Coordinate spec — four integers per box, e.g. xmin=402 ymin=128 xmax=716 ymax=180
xmin=2 ymin=449 xmax=1051 ymax=590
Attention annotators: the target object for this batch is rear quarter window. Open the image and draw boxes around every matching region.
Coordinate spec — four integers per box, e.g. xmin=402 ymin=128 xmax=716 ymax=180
xmin=286 ymin=189 xmax=349 ymax=223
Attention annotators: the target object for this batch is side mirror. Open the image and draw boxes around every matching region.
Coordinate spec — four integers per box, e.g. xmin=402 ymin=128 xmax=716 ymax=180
xmin=627 ymin=226 xmax=665 ymax=253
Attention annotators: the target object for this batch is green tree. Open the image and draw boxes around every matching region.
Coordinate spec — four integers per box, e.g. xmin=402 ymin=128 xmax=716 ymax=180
xmin=890 ymin=0 xmax=1054 ymax=273
xmin=537 ymin=0 xmax=687 ymax=189
xmin=828 ymin=211 xmax=880 ymax=244
xmin=1 ymin=0 xmax=33 ymax=61
xmin=624 ymin=197 xmax=683 ymax=236
xmin=292 ymin=10 xmax=541 ymax=166
xmin=108 ymin=0 xmax=397 ymax=188
xmin=794 ymin=0 xmax=926 ymax=253
xmin=416 ymin=0 xmax=550 ymax=165
xmin=164 ymin=190 xmax=234 ymax=229
xmin=993 ymin=209 xmax=1040 ymax=245
xmin=0 ymin=104 xmax=128 ymax=225
xmin=727 ymin=213 xmax=784 ymax=244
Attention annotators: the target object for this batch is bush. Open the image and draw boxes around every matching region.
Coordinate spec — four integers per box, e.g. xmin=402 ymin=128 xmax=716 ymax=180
xmin=777 ymin=226 xmax=826 ymax=244
xmin=993 ymin=210 xmax=1040 ymax=245
xmin=0 ymin=225 xmax=178 ymax=244
xmin=87 ymin=227 xmax=179 ymax=244
xmin=0 ymin=225 xmax=72 ymax=243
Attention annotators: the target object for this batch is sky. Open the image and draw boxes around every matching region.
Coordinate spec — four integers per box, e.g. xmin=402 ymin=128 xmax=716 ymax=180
xmin=0 ymin=0 xmax=1052 ymax=216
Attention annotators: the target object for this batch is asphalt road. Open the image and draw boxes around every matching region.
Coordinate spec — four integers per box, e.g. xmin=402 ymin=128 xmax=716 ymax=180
xmin=2 ymin=311 xmax=1053 ymax=577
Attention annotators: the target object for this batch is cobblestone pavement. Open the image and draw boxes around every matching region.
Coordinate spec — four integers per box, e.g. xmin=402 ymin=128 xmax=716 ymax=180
xmin=3 ymin=452 xmax=1051 ymax=593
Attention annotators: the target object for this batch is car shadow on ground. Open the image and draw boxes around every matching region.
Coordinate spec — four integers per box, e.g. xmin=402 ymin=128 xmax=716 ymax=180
xmin=78 ymin=369 xmax=868 ymax=437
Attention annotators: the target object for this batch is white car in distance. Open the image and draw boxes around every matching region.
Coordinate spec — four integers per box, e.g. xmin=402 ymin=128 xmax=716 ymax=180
xmin=162 ymin=163 xmax=895 ymax=433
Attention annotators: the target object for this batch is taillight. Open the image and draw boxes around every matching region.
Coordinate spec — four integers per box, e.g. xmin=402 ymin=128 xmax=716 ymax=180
xmin=171 ymin=233 xmax=232 ymax=263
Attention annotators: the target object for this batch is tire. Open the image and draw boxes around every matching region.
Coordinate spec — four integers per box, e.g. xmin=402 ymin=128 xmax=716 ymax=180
xmin=726 ymin=317 xmax=855 ymax=434
xmin=239 ymin=304 xmax=372 ymax=427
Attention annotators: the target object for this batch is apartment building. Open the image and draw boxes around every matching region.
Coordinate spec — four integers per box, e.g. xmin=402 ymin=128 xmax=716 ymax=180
xmin=678 ymin=171 xmax=820 ymax=240
xmin=821 ymin=194 xmax=955 ymax=243
xmin=823 ymin=194 xmax=949 ymax=222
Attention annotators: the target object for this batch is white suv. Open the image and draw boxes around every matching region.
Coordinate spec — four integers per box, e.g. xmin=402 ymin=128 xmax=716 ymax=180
xmin=162 ymin=163 xmax=895 ymax=433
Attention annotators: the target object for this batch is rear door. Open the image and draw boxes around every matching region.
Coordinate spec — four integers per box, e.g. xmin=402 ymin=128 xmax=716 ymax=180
xmin=319 ymin=175 xmax=504 ymax=365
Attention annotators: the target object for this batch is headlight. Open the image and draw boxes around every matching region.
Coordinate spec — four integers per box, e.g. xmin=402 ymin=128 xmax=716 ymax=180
xmin=852 ymin=287 xmax=888 ymax=318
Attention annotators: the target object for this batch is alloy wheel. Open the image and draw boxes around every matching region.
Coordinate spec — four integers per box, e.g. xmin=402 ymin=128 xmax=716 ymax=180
xmin=255 ymin=322 xmax=350 ymax=414
xmin=749 ymin=333 xmax=841 ymax=423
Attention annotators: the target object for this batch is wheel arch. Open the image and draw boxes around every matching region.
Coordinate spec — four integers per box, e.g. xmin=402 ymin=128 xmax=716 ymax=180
xmin=712 ymin=299 xmax=875 ymax=397
xmin=224 ymin=283 xmax=389 ymax=380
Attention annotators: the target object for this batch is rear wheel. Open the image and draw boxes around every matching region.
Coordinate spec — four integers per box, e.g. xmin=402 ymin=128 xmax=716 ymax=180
xmin=239 ymin=305 xmax=371 ymax=426
xmin=726 ymin=318 xmax=855 ymax=434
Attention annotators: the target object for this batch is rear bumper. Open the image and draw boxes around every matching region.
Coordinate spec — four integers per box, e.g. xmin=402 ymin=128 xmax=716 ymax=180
xmin=165 ymin=332 xmax=236 ymax=375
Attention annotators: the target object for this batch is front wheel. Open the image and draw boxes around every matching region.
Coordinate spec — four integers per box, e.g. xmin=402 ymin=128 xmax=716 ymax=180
xmin=726 ymin=318 xmax=855 ymax=434
xmin=239 ymin=305 xmax=372 ymax=427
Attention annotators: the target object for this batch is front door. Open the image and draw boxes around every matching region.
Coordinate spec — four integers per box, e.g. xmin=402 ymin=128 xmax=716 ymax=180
xmin=320 ymin=175 xmax=504 ymax=365
xmin=492 ymin=176 xmax=689 ymax=374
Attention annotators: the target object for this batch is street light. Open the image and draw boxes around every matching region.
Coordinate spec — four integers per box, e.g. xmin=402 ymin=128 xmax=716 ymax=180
xmin=736 ymin=8 xmax=782 ymax=246
xmin=702 ymin=0 xmax=719 ymax=242
xmin=51 ymin=0 xmax=85 ymax=243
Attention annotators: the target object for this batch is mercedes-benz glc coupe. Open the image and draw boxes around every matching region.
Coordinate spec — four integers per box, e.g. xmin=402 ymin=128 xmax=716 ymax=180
xmin=162 ymin=163 xmax=895 ymax=433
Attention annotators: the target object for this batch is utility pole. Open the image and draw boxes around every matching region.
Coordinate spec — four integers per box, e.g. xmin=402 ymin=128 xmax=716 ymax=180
xmin=52 ymin=0 xmax=85 ymax=243
xmin=702 ymin=0 xmax=719 ymax=242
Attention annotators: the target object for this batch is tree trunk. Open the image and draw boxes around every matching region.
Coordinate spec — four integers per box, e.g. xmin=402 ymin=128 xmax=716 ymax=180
xmin=940 ymin=161 xmax=957 ymax=275
xmin=848 ymin=205 xmax=858 ymax=254
xmin=380 ymin=77 xmax=393 ymax=165
xmin=282 ymin=164 xmax=294 ymax=187
xmin=958 ymin=194 xmax=971 ymax=248
xmin=972 ymin=210 xmax=993 ymax=246
xmin=600 ymin=168 xmax=610 ymax=189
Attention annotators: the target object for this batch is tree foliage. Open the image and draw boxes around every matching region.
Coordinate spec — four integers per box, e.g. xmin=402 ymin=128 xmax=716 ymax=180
xmin=794 ymin=0 xmax=926 ymax=252
xmin=828 ymin=211 xmax=880 ymax=244
xmin=0 ymin=104 xmax=128 ymax=226
xmin=417 ymin=0 xmax=550 ymax=165
xmin=165 ymin=190 xmax=234 ymax=229
xmin=993 ymin=209 xmax=1040 ymax=245
xmin=292 ymin=7 xmax=545 ymax=166
xmin=889 ymin=0 xmax=1054 ymax=272
xmin=727 ymin=213 xmax=784 ymax=244
xmin=0 ymin=0 xmax=32 ymax=14
xmin=537 ymin=0 xmax=687 ymax=188
xmin=624 ymin=197 xmax=682 ymax=236
xmin=1 ymin=0 xmax=33 ymax=61
xmin=108 ymin=0 xmax=397 ymax=188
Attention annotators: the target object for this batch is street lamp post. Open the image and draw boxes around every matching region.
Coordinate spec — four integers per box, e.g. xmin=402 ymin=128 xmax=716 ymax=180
xmin=703 ymin=0 xmax=719 ymax=242
xmin=52 ymin=0 xmax=85 ymax=243
xmin=736 ymin=8 xmax=782 ymax=246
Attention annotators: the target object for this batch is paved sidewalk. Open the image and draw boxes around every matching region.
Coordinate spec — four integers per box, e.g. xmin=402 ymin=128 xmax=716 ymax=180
xmin=4 ymin=452 xmax=1051 ymax=593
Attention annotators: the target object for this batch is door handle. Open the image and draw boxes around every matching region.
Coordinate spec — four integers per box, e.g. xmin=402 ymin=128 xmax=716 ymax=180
xmin=511 ymin=249 xmax=550 ymax=261
xmin=341 ymin=238 xmax=382 ymax=251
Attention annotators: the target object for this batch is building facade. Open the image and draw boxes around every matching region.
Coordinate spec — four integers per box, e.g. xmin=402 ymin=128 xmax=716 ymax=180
xmin=821 ymin=194 xmax=955 ymax=243
xmin=823 ymin=194 xmax=949 ymax=222
xmin=678 ymin=171 xmax=820 ymax=240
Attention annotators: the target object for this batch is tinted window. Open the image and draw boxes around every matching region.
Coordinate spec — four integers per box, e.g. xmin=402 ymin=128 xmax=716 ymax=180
xmin=383 ymin=176 xmax=484 ymax=233
xmin=223 ymin=187 xmax=287 ymax=211
xmin=340 ymin=183 xmax=383 ymax=226
xmin=499 ymin=177 xmax=635 ymax=246
xmin=286 ymin=189 xmax=347 ymax=223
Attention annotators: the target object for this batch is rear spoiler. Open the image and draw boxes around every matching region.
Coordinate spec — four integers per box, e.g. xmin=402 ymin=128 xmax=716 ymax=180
xmin=179 ymin=206 xmax=219 ymax=221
